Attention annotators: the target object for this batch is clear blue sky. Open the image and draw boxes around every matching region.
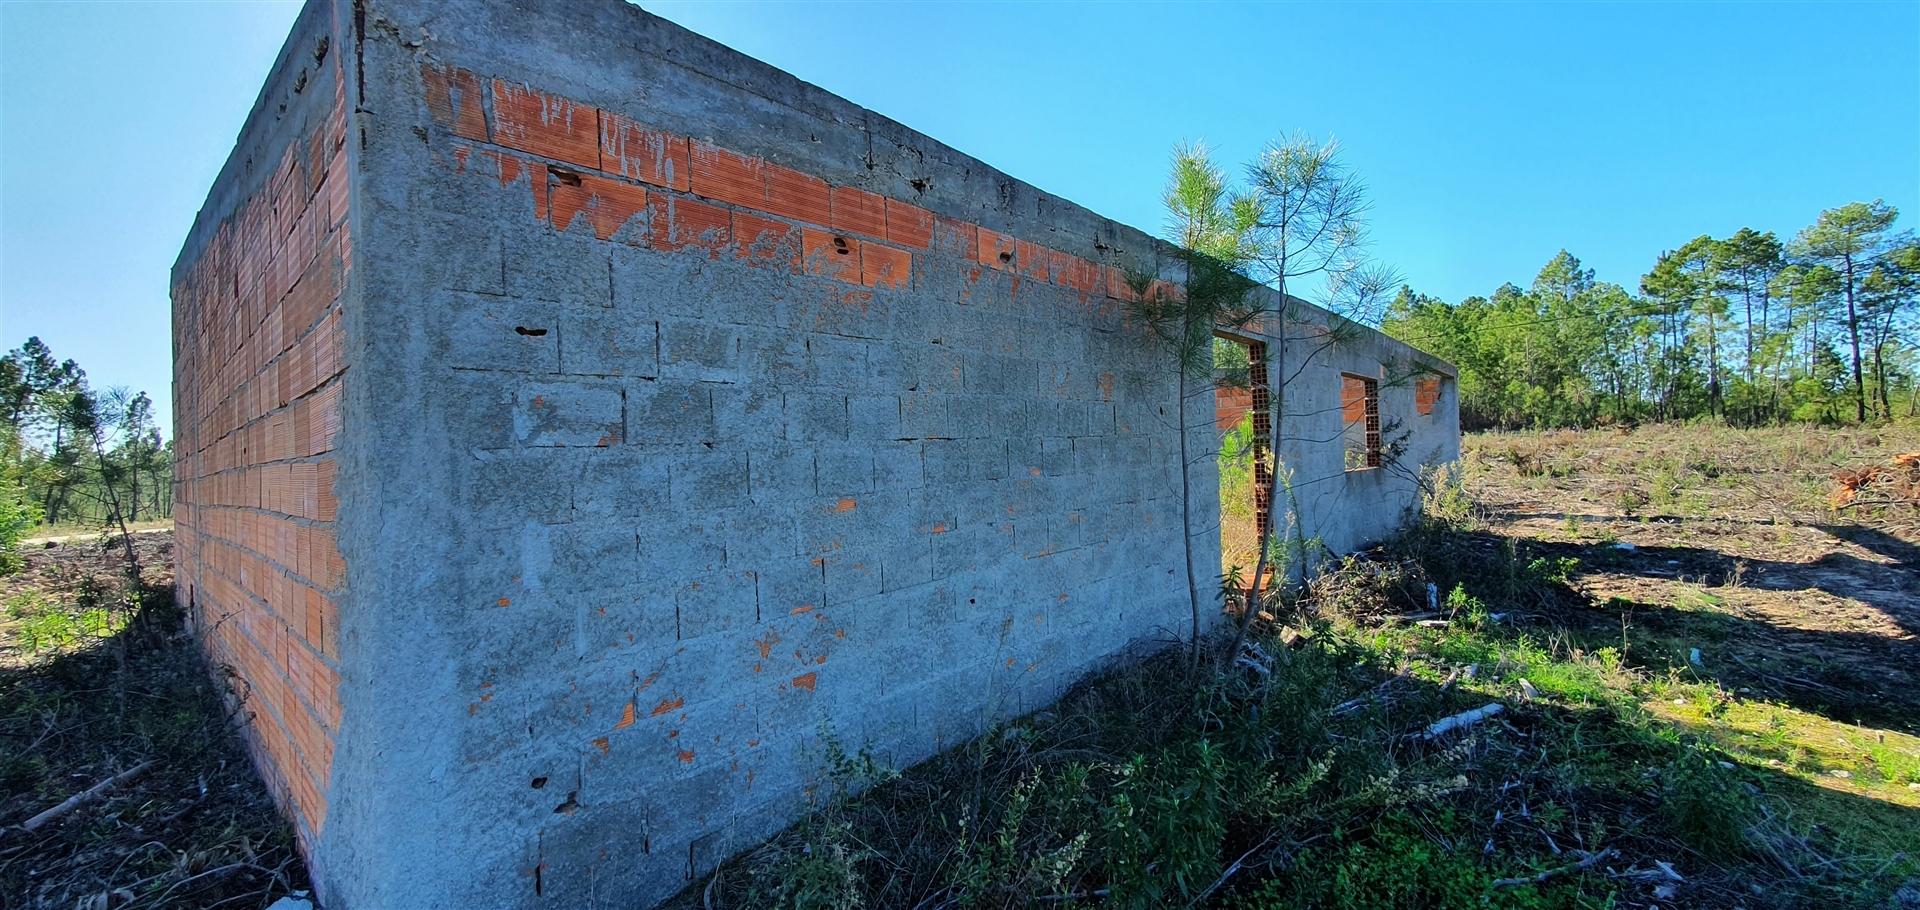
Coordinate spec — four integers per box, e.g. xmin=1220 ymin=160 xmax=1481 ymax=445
xmin=3 ymin=1 xmax=1916 ymax=432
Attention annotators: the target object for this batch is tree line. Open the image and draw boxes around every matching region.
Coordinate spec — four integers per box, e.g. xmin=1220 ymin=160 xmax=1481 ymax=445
xmin=0 ymin=336 xmax=171 ymax=569
xmin=1381 ymin=201 xmax=1919 ymax=430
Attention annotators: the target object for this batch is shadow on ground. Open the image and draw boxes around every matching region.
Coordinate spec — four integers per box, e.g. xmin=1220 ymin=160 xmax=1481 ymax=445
xmin=1429 ymin=525 xmax=1920 ymax=736
xmin=0 ymin=578 xmax=308 ymax=909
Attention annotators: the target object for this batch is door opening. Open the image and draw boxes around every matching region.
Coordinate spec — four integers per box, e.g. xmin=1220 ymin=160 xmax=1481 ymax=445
xmin=1214 ymin=335 xmax=1272 ymax=575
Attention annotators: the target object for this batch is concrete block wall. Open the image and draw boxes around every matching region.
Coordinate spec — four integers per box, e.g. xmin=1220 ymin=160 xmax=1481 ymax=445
xmin=172 ymin=1 xmax=1458 ymax=906
xmin=1241 ymin=310 xmax=1461 ymax=560
xmin=169 ymin=0 xmax=351 ymax=851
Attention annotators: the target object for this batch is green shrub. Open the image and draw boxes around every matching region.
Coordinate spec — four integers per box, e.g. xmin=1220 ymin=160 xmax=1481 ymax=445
xmin=1659 ymin=744 xmax=1755 ymax=860
xmin=1234 ymin=812 xmax=1583 ymax=910
xmin=0 ymin=477 xmax=39 ymax=575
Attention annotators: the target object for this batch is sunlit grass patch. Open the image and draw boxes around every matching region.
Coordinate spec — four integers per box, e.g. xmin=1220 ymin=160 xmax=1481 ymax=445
xmin=1652 ymin=696 xmax=1920 ymax=808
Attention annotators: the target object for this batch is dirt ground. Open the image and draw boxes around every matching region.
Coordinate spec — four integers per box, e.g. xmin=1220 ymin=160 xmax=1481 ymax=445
xmin=1 ymin=525 xmax=306 ymax=909
xmin=1464 ymin=424 xmax=1920 ymax=807
xmin=3 ymin=425 xmax=1916 ymax=908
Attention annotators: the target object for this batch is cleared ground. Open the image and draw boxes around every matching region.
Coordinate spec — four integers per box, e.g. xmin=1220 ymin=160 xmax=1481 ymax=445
xmin=1 ymin=424 xmax=1915 ymax=908
xmin=0 ymin=531 xmax=307 ymax=909
xmin=1459 ymin=424 xmax=1920 ymax=871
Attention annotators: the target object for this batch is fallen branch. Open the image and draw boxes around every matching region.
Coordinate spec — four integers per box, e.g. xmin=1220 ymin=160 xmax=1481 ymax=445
xmin=1612 ymin=859 xmax=1685 ymax=883
xmin=1420 ymin=704 xmax=1504 ymax=740
xmin=1187 ymin=831 xmax=1280 ymax=907
xmin=19 ymin=759 xmax=155 ymax=834
xmin=1492 ymin=847 xmax=1616 ymax=888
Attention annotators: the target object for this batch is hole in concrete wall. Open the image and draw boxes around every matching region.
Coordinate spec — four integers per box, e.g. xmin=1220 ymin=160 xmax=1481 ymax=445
xmin=549 ymin=166 xmax=583 ymax=187
xmin=1214 ymin=334 xmax=1271 ymax=575
xmin=832 ymin=236 xmax=851 ymax=255
xmin=553 ymin=791 xmax=580 ymax=814
xmin=514 ymin=326 xmax=548 ymax=337
xmin=1415 ymin=376 xmax=1443 ymax=417
xmin=530 ymin=776 xmax=548 ymax=789
xmin=1341 ymin=373 xmax=1381 ymax=471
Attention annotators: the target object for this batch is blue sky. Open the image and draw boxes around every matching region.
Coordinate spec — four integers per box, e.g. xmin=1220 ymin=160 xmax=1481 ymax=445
xmin=3 ymin=1 xmax=1915 ymax=431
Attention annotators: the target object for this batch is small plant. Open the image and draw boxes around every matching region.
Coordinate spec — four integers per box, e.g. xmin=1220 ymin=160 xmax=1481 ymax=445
xmin=1446 ymin=584 xmax=1491 ymax=629
xmin=1647 ymin=461 xmax=1684 ymax=510
xmin=1524 ymin=555 xmax=1580 ymax=587
xmin=949 ymin=774 xmax=1089 ymax=904
xmin=1560 ymin=512 xmax=1583 ymax=538
xmin=1099 ymin=739 xmax=1230 ymax=909
xmin=744 ymin=817 xmax=867 ymax=910
xmin=6 ymin=590 xmax=121 ymax=654
xmin=1659 ymin=744 xmax=1755 ymax=860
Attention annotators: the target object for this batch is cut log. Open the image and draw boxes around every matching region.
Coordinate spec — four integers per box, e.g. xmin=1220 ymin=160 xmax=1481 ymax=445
xmin=1420 ymin=704 xmax=1504 ymax=740
xmin=19 ymin=760 xmax=155 ymax=834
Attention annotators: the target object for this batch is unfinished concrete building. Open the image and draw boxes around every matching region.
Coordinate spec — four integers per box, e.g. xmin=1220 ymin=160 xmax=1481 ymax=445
xmin=169 ymin=0 xmax=1459 ymax=905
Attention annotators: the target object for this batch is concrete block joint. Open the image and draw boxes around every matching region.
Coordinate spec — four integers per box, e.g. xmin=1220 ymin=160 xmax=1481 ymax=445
xmin=171 ymin=1 xmax=1459 ymax=906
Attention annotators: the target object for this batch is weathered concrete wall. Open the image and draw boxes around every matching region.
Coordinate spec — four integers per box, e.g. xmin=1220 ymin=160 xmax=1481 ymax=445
xmin=1227 ymin=306 xmax=1461 ymax=562
xmin=329 ymin=3 xmax=1204 ymax=904
xmin=169 ymin=0 xmax=352 ymax=853
xmin=174 ymin=1 xmax=1457 ymax=906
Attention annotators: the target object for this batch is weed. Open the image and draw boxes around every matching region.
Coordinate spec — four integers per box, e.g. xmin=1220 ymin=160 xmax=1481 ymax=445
xmin=1233 ymin=812 xmax=1582 ymax=910
xmin=1648 ymin=461 xmax=1684 ymax=510
xmin=743 ymin=817 xmax=867 ymax=910
xmin=1659 ymin=744 xmax=1756 ymax=861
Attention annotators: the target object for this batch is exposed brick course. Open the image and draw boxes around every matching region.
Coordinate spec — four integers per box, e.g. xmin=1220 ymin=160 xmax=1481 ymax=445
xmin=171 ymin=2 xmax=353 ymax=853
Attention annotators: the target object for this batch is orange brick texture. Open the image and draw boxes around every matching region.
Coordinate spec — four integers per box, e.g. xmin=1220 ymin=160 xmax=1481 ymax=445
xmin=1416 ymin=377 xmax=1442 ymax=416
xmin=422 ymin=66 xmax=1151 ymax=308
xmin=1214 ymin=386 xmax=1253 ymax=431
xmin=170 ymin=11 xmax=349 ymax=850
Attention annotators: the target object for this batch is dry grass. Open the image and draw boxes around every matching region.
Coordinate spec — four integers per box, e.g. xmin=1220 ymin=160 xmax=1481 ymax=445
xmin=665 ymin=427 xmax=1920 ymax=910
xmin=0 ymin=534 xmax=307 ymax=909
xmin=4 ymin=424 xmax=1916 ymax=909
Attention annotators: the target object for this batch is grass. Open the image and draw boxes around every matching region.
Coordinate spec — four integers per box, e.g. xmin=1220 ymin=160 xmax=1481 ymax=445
xmin=0 ymin=539 xmax=305 ymax=909
xmin=20 ymin=518 xmax=173 ymax=544
xmin=3 ymin=424 xmax=1913 ymax=908
xmin=663 ymin=423 xmax=1920 ymax=909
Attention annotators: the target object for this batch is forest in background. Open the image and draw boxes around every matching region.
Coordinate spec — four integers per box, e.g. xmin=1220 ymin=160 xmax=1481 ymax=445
xmin=1382 ymin=202 xmax=1919 ymax=430
xmin=0 ymin=336 xmax=171 ymax=566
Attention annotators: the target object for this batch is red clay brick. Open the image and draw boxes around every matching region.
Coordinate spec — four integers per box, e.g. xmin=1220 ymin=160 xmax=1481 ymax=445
xmin=490 ymin=81 xmax=601 ymax=170
xmin=421 ymin=64 xmax=488 ymax=141
xmin=549 ymin=171 xmax=650 ymax=242
xmin=801 ymin=229 xmax=861 ymax=284
xmin=1415 ymin=378 xmax=1440 ymax=416
xmin=977 ymin=226 xmax=1017 ymax=271
xmin=934 ymin=216 xmax=977 ymax=260
xmin=600 ymin=112 xmax=689 ymax=191
xmin=763 ymin=164 xmax=831 ymax=225
xmin=861 ymin=243 xmax=911 ymax=290
xmin=829 ymin=186 xmax=886 ymax=238
xmin=1046 ymin=250 xmax=1073 ymax=285
xmin=1016 ymin=240 xmax=1049 ymax=281
xmin=315 ymin=460 xmax=338 ymax=521
xmin=884 ymin=198 xmax=934 ymax=249
xmin=732 ymin=212 xmax=800 ymax=268
xmin=654 ymin=195 xmax=732 ymax=252
xmin=689 ymin=141 xmax=764 ymax=208
xmin=485 ymin=151 xmax=550 ymax=223
xmin=1061 ymin=256 xmax=1100 ymax=294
